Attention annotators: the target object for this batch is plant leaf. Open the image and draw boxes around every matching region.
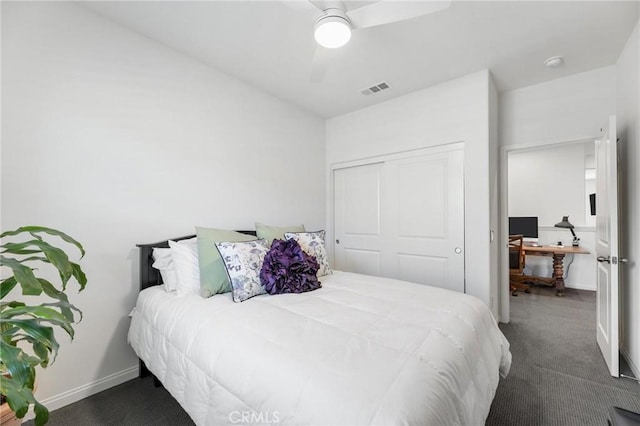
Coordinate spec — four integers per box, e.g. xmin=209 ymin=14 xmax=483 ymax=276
xmin=0 ymin=301 xmax=26 ymax=310
xmin=3 ymin=239 xmax=84 ymax=290
xmin=70 ymin=262 xmax=88 ymax=291
xmin=38 ymin=279 xmax=75 ymax=322
xmin=0 ymin=225 xmax=84 ymax=425
xmin=42 ymin=300 xmax=82 ymax=325
xmin=1 ymin=305 xmax=75 ymax=338
xmin=5 ymin=255 xmax=49 ymax=264
xmin=1 ymin=382 xmax=31 ymax=418
xmin=26 ymin=240 xmax=74 ymax=288
xmin=1 ymin=226 xmax=85 ymax=257
xmin=33 ymin=341 xmax=50 ymax=368
xmin=0 ymin=242 xmax=42 ymax=255
xmin=0 ymin=320 xmax=59 ymax=363
xmin=0 ymin=276 xmax=18 ymax=298
xmin=33 ymin=400 xmax=50 ymax=426
xmin=0 ymin=256 xmax=43 ymax=295
xmin=0 ymin=340 xmax=35 ymax=386
xmin=10 ymin=335 xmax=50 ymax=369
xmin=0 ymin=376 xmax=38 ymax=420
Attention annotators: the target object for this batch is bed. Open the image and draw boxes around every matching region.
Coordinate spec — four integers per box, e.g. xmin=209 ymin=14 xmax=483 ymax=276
xmin=129 ymin=232 xmax=511 ymax=425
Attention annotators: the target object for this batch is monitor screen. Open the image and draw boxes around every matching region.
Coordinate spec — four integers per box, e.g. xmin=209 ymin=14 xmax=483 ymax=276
xmin=509 ymin=216 xmax=539 ymax=238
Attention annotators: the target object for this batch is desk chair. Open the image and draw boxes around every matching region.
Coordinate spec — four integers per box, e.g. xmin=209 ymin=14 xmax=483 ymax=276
xmin=509 ymin=234 xmax=531 ymax=296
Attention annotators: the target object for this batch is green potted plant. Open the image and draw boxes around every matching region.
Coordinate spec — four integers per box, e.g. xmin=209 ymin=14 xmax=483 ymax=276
xmin=0 ymin=226 xmax=87 ymax=426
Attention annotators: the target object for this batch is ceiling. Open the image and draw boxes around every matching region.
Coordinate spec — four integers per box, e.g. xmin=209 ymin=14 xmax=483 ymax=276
xmin=81 ymin=1 xmax=639 ymax=118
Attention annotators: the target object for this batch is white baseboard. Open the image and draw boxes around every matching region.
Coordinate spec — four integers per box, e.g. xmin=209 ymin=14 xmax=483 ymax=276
xmin=564 ymin=283 xmax=596 ymax=291
xmin=23 ymin=365 xmax=139 ymax=421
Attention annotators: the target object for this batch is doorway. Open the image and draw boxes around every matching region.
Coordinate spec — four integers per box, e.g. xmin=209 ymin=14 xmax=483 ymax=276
xmin=500 ymin=124 xmax=629 ymax=378
xmin=500 ymin=138 xmax=597 ymax=322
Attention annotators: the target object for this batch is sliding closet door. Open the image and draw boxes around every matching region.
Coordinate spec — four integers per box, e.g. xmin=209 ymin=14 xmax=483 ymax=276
xmin=333 ymin=145 xmax=465 ymax=292
xmin=333 ymin=162 xmax=385 ymax=276
xmin=384 ymin=149 xmax=465 ymax=292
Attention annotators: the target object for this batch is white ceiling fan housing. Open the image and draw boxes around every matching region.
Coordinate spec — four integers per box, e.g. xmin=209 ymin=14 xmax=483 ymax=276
xmin=299 ymin=0 xmax=453 ymax=82
xmin=314 ymin=8 xmax=352 ymax=48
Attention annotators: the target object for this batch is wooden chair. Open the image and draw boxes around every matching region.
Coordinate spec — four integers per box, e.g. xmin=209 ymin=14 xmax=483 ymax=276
xmin=509 ymin=234 xmax=531 ymax=296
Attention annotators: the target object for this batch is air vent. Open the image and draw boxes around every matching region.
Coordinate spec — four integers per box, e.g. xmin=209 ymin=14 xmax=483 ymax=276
xmin=360 ymin=81 xmax=391 ymax=96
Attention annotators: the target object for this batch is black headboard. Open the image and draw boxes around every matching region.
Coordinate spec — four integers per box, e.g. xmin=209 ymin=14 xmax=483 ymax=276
xmin=136 ymin=230 xmax=257 ymax=291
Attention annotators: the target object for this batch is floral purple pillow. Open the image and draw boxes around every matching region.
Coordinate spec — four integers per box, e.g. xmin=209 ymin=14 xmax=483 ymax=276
xmin=260 ymin=238 xmax=321 ymax=294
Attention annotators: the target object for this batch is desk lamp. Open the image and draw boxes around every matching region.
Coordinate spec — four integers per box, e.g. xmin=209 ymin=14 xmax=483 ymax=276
xmin=554 ymin=216 xmax=579 ymax=246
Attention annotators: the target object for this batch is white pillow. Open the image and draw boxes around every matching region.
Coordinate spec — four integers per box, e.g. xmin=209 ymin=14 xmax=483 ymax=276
xmin=152 ymin=247 xmax=178 ymax=292
xmin=169 ymin=239 xmax=200 ymax=296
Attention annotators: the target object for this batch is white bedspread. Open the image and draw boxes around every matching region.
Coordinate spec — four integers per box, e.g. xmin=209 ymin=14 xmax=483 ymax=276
xmin=128 ymin=271 xmax=511 ymax=426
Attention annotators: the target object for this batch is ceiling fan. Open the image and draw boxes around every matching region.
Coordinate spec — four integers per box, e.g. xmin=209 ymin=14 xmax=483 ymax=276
xmin=284 ymin=0 xmax=452 ymax=82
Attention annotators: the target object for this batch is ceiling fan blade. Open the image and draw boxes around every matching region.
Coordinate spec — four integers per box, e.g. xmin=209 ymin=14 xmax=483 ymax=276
xmin=279 ymin=0 xmax=323 ymax=18
xmin=310 ymin=45 xmax=329 ymax=83
xmin=346 ymin=0 xmax=451 ymax=29
xmin=309 ymin=0 xmax=347 ymax=12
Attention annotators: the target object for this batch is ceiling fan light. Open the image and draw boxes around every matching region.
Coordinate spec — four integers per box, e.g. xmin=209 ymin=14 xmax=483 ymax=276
xmin=314 ymin=15 xmax=352 ymax=49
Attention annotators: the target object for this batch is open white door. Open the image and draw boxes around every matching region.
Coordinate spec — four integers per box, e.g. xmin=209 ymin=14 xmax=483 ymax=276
xmin=595 ymin=115 xmax=619 ymax=377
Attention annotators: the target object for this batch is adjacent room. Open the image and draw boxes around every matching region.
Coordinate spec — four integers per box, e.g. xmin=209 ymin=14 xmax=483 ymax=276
xmin=1 ymin=1 xmax=639 ymax=425
xmin=507 ymin=141 xmax=598 ymax=296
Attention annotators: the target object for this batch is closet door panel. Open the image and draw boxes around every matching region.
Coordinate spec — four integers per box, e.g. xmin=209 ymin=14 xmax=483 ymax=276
xmin=385 ymin=149 xmax=465 ymax=292
xmin=333 ymin=163 xmax=384 ymax=276
xmin=396 ymin=253 xmax=447 ymax=288
xmin=396 ymin=159 xmax=447 ymax=239
xmin=333 ymin=145 xmax=464 ymax=293
xmin=343 ymin=249 xmax=381 ymax=276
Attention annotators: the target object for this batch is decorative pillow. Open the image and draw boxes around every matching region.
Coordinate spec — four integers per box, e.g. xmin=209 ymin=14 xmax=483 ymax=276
xmin=284 ymin=230 xmax=332 ymax=277
xmin=216 ymin=239 xmax=270 ymax=303
xmin=169 ymin=239 xmax=200 ymax=296
xmin=196 ymin=227 xmax=257 ymax=297
xmin=152 ymin=247 xmax=178 ymax=292
xmin=260 ymin=239 xmax=321 ymax=295
xmin=255 ymin=222 xmax=305 ymax=246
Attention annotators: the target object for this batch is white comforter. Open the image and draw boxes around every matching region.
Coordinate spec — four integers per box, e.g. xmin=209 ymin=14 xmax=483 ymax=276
xmin=128 ymin=271 xmax=511 ymax=426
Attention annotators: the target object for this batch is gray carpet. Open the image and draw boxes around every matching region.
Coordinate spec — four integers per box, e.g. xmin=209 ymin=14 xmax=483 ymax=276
xmin=27 ymin=286 xmax=639 ymax=425
xmin=486 ymin=286 xmax=640 ymax=426
xmin=24 ymin=375 xmax=194 ymax=426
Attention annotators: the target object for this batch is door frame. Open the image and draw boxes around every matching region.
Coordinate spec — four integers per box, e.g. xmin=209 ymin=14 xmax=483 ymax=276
xmin=499 ymin=137 xmax=596 ymax=323
xmin=328 ymin=142 xmax=464 ymax=269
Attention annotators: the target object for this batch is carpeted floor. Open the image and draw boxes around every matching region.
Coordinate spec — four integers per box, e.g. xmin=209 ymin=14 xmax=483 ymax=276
xmin=26 ymin=285 xmax=639 ymax=426
xmin=486 ymin=285 xmax=640 ymax=426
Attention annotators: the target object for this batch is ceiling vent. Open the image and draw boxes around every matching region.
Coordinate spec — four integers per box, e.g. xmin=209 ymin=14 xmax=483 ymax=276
xmin=360 ymin=81 xmax=390 ymax=96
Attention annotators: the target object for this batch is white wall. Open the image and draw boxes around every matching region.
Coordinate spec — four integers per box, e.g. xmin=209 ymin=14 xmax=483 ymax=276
xmin=508 ymin=143 xmax=597 ymax=290
xmin=1 ymin=1 xmax=325 ymax=412
xmin=501 ymin=66 xmax=616 ymax=147
xmin=509 ymin=144 xmax=591 ymax=227
xmin=327 ymin=70 xmax=497 ymax=314
xmin=615 ymin=18 xmax=640 ymax=381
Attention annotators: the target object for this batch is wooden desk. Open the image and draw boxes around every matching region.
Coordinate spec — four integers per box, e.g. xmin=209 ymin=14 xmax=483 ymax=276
xmin=522 ymin=245 xmax=590 ymax=296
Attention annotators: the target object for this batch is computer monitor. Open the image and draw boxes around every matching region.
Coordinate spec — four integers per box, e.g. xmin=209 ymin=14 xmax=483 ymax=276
xmin=509 ymin=216 xmax=539 ymax=241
